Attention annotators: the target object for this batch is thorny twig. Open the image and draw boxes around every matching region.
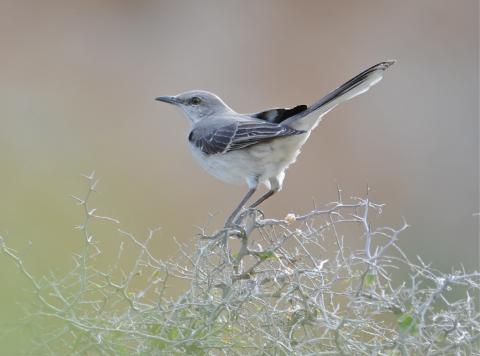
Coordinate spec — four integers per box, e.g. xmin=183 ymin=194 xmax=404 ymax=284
xmin=1 ymin=179 xmax=479 ymax=355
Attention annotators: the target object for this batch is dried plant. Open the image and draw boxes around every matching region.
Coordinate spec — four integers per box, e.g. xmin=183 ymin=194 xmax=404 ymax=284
xmin=1 ymin=173 xmax=479 ymax=355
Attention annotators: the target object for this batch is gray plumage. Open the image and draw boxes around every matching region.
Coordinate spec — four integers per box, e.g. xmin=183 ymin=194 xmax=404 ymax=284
xmin=188 ymin=119 xmax=305 ymax=155
xmin=156 ymin=60 xmax=395 ymax=226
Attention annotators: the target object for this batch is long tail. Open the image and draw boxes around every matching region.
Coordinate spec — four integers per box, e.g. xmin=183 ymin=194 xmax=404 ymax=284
xmin=284 ymin=60 xmax=395 ymax=129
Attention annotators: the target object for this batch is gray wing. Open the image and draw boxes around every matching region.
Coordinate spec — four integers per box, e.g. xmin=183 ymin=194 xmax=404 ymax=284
xmin=189 ymin=120 xmax=305 ymax=155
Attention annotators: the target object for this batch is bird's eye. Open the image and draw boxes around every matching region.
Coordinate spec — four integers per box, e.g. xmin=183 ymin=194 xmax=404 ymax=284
xmin=190 ymin=97 xmax=202 ymax=105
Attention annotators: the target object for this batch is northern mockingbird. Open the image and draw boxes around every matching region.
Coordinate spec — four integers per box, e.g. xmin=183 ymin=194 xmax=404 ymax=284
xmin=156 ymin=61 xmax=395 ymax=226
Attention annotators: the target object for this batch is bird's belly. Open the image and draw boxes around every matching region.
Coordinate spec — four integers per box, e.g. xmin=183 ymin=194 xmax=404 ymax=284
xmin=188 ymin=134 xmax=310 ymax=187
xmin=252 ymin=134 xmax=311 ymax=178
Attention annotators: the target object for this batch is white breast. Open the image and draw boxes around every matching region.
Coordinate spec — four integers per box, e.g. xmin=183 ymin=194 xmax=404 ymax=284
xmin=188 ymin=143 xmax=251 ymax=185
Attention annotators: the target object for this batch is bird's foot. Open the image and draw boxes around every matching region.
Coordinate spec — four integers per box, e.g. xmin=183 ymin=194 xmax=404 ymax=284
xmin=197 ymin=208 xmax=263 ymax=241
xmin=233 ymin=208 xmax=263 ymax=225
xmin=222 ymin=223 xmax=247 ymax=238
xmin=199 ymin=225 xmax=245 ymax=240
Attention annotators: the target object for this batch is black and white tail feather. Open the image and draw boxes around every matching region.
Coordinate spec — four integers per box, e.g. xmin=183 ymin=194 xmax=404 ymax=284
xmin=251 ymin=60 xmax=396 ymax=130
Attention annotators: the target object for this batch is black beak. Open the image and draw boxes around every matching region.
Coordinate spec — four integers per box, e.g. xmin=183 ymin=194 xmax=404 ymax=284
xmin=155 ymin=96 xmax=181 ymax=105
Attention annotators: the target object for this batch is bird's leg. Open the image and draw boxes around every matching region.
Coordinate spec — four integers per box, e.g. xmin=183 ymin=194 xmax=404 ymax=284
xmin=248 ymin=176 xmax=282 ymax=209
xmin=225 ymin=188 xmax=256 ymax=227
xmin=248 ymin=189 xmax=277 ymax=208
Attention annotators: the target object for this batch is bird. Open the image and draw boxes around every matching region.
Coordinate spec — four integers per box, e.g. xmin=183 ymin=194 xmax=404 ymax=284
xmin=156 ymin=60 xmax=395 ymax=226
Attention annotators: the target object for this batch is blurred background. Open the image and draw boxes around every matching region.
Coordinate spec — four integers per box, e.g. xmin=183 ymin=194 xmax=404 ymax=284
xmin=0 ymin=0 xmax=477 ymax=352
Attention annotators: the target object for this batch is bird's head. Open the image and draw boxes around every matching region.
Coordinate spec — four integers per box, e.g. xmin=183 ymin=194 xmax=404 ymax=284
xmin=155 ymin=90 xmax=232 ymax=123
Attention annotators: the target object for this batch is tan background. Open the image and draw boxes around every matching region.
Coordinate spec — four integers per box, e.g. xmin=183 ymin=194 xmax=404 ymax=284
xmin=0 ymin=0 xmax=478 ymax=352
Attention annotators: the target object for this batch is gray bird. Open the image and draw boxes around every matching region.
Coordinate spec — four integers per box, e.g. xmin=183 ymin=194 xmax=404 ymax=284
xmin=156 ymin=61 xmax=395 ymax=226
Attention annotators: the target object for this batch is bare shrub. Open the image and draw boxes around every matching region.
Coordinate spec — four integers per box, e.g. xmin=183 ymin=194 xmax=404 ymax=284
xmin=1 ymin=173 xmax=479 ymax=355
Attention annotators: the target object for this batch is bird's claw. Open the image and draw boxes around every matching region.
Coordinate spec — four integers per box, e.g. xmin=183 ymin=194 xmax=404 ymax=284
xmin=230 ymin=208 xmax=261 ymax=226
xmin=199 ymin=226 xmax=245 ymax=240
xmin=222 ymin=225 xmax=246 ymax=238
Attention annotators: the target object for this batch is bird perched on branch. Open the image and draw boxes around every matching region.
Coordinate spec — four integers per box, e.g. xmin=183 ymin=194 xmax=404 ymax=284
xmin=156 ymin=61 xmax=395 ymax=226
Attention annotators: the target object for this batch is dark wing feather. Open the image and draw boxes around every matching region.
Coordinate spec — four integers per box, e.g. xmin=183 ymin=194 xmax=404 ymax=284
xmin=250 ymin=105 xmax=308 ymax=124
xmin=188 ymin=123 xmax=236 ymax=155
xmin=189 ymin=120 xmax=305 ymax=155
